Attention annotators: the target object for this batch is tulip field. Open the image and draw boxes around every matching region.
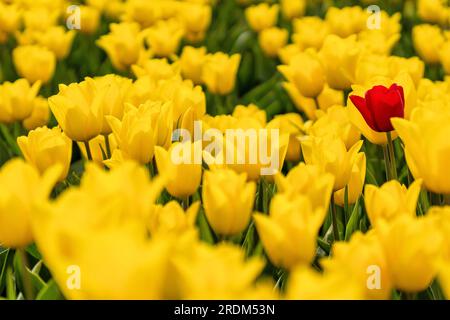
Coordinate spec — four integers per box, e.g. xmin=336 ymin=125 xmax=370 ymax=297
xmin=1 ymin=0 xmax=450 ymax=302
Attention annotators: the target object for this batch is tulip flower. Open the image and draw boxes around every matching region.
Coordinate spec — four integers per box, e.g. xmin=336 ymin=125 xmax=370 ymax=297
xmin=132 ymin=58 xmax=181 ymax=80
xmin=280 ymin=0 xmax=306 ymax=20
xmin=13 ymin=45 xmax=56 ymax=84
xmin=245 ymin=3 xmax=279 ymax=32
xmin=202 ymin=168 xmax=256 ymax=236
xmin=286 ymin=266 xmax=364 ymax=300
xmin=144 ymin=19 xmax=184 ymax=58
xmin=364 ymin=179 xmax=423 ymax=227
xmin=418 ymin=0 xmax=449 ymax=25
xmin=49 ymin=78 xmax=106 ymax=143
xmin=278 ymin=51 xmax=326 ymax=98
xmin=392 ymin=107 xmax=450 ymax=194
xmin=254 ymin=193 xmax=326 ymax=269
xmin=201 ymin=52 xmax=240 ymax=95
xmin=178 ymin=3 xmax=211 ymax=43
xmin=32 ymin=26 xmax=76 ymax=60
xmin=321 ymin=231 xmax=392 ymax=299
xmin=179 ymin=46 xmax=207 ymax=85
xmin=440 ymin=42 xmax=450 ymax=75
xmin=376 ymin=215 xmax=443 ymax=292
xmin=301 ymin=136 xmax=363 ymax=191
xmin=24 ymin=7 xmax=58 ymax=31
xmin=319 ymin=35 xmax=362 ymax=90
xmin=17 ymin=127 xmax=72 ymax=182
xmin=232 ymin=104 xmax=266 ymax=127
xmin=0 ymin=158 xmax=61 ymax=248
xmin=97 ymin=22 xmax=149 ymax=71
xmin=0 ymin=3 xmax=21 ymax=36
xmin=148 ymin=201 xmax=200 ymax=236
xmin=325 ymin=6 xmax=366 ymax=38
xmin=0 ymin=79 xmax=41 ymax=124
xmin=292 ymin=17 xmax=329 ymax=50
xmin=412 ymin=24 xmax=445 ymax=64
xmin=77 ymin=134 xmax=117 ymax=164
xmin=79 ymin=5 xmax=100 ymax=34
xmin=274 ymin=163 xmax=335 ymax=211
xmin=154 ymin=141 xmax=202 ymax=199
xmin=23 ymin=97 xmax=50 ymax=130
xmin=266 ymin=113 xmax=304 ymax=162
xmin=334 ymin=152 xmax=366 ymax=207
xmin=350 ymin=84 xmax=405 ymax=133
xmin=258 ymin=27 xmax=288 ymax=58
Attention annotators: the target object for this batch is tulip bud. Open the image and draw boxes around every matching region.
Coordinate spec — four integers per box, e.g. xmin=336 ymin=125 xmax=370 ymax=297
xmin=180 ymin=46 xmax=207 ymax=85
xmin=280 ymin=0 xmax=306 ymax=20
xmin=145 ymin=19 xmax=184 ymax=58
xmin=334 ymin=152 xmax=366 ymax=206
xmin=203 ymin=168 xmax=255 ymax=236
xmin=0 ymin=79 xmax=41 ymax=124
xmin=201 ymin=52 xmax=240 ymax=95
xmin=258 ymin=27 xmax=288 ymax=58
xmin=79 ymin=5 xmax=100 ymax=34
xmin=245 ymin=3 xmax=279 ymax=32
xmin=412 ymin=24 xmax=445 ymax=65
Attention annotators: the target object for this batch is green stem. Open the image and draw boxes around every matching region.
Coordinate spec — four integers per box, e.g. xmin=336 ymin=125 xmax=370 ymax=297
xmin=444 ymin=194 xmax=450 ymax=206
xmin=331 ymin=196 xmax=340 ymax=242
xmin=83 ymin=141 xmax=93 ymax=161
xmin=344 ymin=185 xmax=349 ymax=226
xmin=18 ymin=249 xmax=34 ymax=300
xmin=382 ymin=144 xmax=391 ymax=181
xmin=103 ymin=134 xmax=111 ymax=159
xmin=386 ymin=132 xmax=398 ymax=180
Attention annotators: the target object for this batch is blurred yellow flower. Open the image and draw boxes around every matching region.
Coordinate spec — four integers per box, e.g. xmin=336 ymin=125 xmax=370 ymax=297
xmin=178 ymin=2 xmax=211 ymax=42
xmin=334 ymin=152 xmax=366 ymax=207
xmin=245 ymin=3 xmax=279 ymax=32
xmin=325 ymin=6 xmax=366 ymax=38
xmin=78 ymin=134 xmax=118 ymax=164
xmin=280 ymin=0 xmax=305 ymax=20
xmin=13 ymin=45 xmax=56 ymax=84
xmin=145 ymin=19 xmax=184 ymax=58
xmin=23 ymin=96 xmax=50 ymax=130
xmin=413 ymin=24 xmax=445 ymax=64
xmin=0 ymin=158 xmax=60 ymax=248
xmin=32 ymin=26 xmax=76 ymax=60
xmin=179 ymin=46 xmax=207 ymax=84
xmin=79 ymin=5 xmax=100 ymax=34
xmin=266 ymin=113 xmax=304 ymax=162
xmin=292 ymin=17 xmax=329 ymax=50
xmin=232 ymin=104 xmax=266 ymax=127
xmin=258 ymin=27 xmax=288 ymax=58
xmin=0 ymin=78 xmax=41 ymax=123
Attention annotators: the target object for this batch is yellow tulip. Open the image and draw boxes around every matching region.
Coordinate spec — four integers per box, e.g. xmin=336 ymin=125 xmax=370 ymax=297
xmin=0 ymin=3 xmax=21 ymax=35
xmin=418 ymin=0 xmax=449 ymax=25
xmin=148 ymin=201 xmax=200 ymax=236
xmin=292 ymin=17 xmax=329 ymax=50
xmin=202 ymin=168 xmax=255 ymax=236
xmin=178 ymin=2 xmax=211 ymax=42
xmin=280 ymin=0 xmax=305 ymax=20
xmin=392 ymin=107 xmax=450 ymax=194
xmin=438 ymin=261 xmax=450 ymax=299
xmin=0 ymin=78 xmax=41 ymax=123
xmin=278 ymin=44 xmax=303 ymax=64
xmin=145 ymin=19 xmax=184 ymax=58
xmin=121 ymin=0 xmax=162 ymax=28
xmin=49 ymin=78 xmax=106 ymax=142
xmin=179 ymin=46 xmax=207 ymax=84
xmin=308 ymin=105 xmax=361 ymax=150
xmin=376 ymin=215 xmax=443 ymax=292
xmin=388 ymin=56 xmax=425 ymax=87
xmin=0 ymin=158 xmax=60 ymax=248
xmin=202 ymin=52 xmax=240 ymax=95
xmin=316 ymin=84 xmax=345 ymax=112
xmin=32 ymin=26 xmax=76 ymax=60
xmin=321 ymin=231 xmax=392 ymax=299
xmin=286 ymin=266 xmax=364 ymax=300
xmin=427 ymin=206 xmax=450 ymax=261
xmin=325 ymin=6 xmax=366 ymax=38
xmin=258 ymin=27 xmax=288 ymax=58
xmin=92 ymin=74 xmax=133 ymax=135
xmin=301 ymin=136 xmax=363 ymax=191
xmin=23 ymin=96 xmax=50 ymax=130
xmin=17 ymin=126 xmax=72 ymax=182
xmin=24 ymin=7 xmax=59 ymax=31
xmin=174 ymin=243 xmax=270 ymax=299
xmin=106 ymin=103 xmax=158 ymax=165
xmin=245 ymin=3 xmax=279 ymax=32
xmin=412 ymin=24 xmax=445 ymax=64
xmin=319 ymin=35 xmax=363 ymax=90
xmin=278 ymin=50 xmax=326 ymax=98
xmin=365 ymin=179 xmax=423 ymax=227
xmin=13 ymin=45 xmax=56 ymax=84
xmin=79 ymin=5 xmax=100 ymax=34
xmin=77 ymin=134 xmax=118 ymax=164
xmin=132 ymin=58 xmax=181 ymax=80
xmin=266 ymin=113 xmax=304 ymax=162
xmin=232 ymin=104 xmax=266 ymax=127
xmin=274 ymin=163 xmax=335 ymax=211
xmin=334 ymin=152 xmax=366 ymax=207
xmin=358 ymin=30 xmax=400 ymax=56
xmin=154 ymin=141 xmax=202 ymax=199
xmin=254 ymin=193 xmax=326 ymax=269
xmin=97 ymin=22 xmax=149 ymax=71
xmin=348 ymin=72 xmax=416 ymax=145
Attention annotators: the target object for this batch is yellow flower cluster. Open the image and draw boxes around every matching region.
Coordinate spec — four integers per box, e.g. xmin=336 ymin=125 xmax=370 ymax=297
xmin=1 ymin=0 xmax=450 ymax=301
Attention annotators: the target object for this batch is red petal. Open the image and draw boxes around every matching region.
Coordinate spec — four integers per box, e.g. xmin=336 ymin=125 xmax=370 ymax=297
xmin=366 ymin=84 xmax=404 ymax=132
xmin=350 ymin=94 xmax=378 ymax=131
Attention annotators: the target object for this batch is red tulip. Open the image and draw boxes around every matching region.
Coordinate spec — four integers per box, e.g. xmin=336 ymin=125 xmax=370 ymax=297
xmin=350 ymin=84 xmax=405 ymax=132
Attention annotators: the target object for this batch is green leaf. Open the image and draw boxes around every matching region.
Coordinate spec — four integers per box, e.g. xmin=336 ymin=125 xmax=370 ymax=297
xmin=36 ymin=280 xmax=64 ymax=300
xmin=345 ymin=198 xmax=360 ymax=241
xmin=317 ymin=237 xmax=331 ymax=255
xmin=6 ymin=267 xmax=15 ymax=300
xmin=26 ymin=244 xmax=42 ymax=260
xmin=197 ymin=208 xmax=215 ymax=244
xmin=0 ymin=248 xmax=12 ymax=294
